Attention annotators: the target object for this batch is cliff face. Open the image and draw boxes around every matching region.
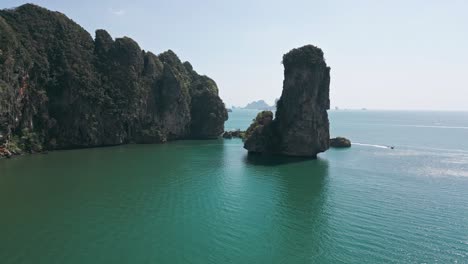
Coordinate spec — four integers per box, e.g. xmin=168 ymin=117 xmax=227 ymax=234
xmin=244 ymin=45 xmax=330 ymax=157
xmin=0 ymin=4 xmax=227 ymax=155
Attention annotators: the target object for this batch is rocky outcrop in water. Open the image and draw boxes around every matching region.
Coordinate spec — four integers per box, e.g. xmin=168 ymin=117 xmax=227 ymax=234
xmin=330 ymin=137 xmax=351 ymax=148
xmin=0 ymin=4 xmax=227 ymax=157
xmin=222 ymin=130 xmax=245 ymax=139
xmin=243 ymin=111 xmax=275 ymax=152
xmin=243 ymin=45 xmax=330 ymax=157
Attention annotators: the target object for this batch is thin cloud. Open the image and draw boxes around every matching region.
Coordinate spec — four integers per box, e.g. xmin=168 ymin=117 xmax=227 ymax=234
xmin=109 ymin=8 xmax=126 ymax=16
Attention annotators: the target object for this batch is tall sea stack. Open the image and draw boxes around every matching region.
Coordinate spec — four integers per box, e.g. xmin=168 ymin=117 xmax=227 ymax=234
xmin=0 ymin=4 xmax=227 ymax=155
xmin=244 ymin=45 xmax=330 ymax=157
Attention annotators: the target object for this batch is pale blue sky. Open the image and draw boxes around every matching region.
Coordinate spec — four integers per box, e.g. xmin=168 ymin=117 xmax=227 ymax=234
xmin=2 ymin=0 xmax=467 ymax=110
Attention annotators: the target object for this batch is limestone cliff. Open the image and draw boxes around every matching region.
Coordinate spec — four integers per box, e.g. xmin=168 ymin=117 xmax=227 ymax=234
xmin=0 ymin=4 xmax=227 ymax=156
xmin=243 ymin=45 xmax=330 ymax=157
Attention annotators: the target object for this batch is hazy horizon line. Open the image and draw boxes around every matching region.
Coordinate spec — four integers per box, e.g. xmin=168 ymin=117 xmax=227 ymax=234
xmin=229 ymin=106 xmax=468 ymax=112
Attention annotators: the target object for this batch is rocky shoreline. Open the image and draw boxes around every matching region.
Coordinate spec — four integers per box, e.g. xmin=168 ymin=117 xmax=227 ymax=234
xmin=0 ymin=146 xmax=12 ymax=158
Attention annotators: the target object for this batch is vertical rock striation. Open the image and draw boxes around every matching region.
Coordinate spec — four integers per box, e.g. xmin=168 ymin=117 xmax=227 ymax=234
xmin=0 ymin=4 xmax=227 ymax=156
xmin=244 ymin=45 xmax=330 ymax=157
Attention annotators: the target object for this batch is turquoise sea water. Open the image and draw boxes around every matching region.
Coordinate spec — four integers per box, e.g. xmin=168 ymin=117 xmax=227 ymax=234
xmin=1 ymin=109 xmax=468 ymax=263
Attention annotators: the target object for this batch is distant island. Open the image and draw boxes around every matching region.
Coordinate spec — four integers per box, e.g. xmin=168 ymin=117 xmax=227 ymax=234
xmin=244 ymin=100 xmax=274 ymax=110
xmin=0 ymin=4 xmax=227 ymax=158
xmin=233 ymin=100 xmax=276 ymax=111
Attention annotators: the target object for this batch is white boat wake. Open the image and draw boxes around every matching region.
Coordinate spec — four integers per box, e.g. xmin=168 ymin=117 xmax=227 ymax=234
xmin=353 ymin=143 xmax=390 ymax=149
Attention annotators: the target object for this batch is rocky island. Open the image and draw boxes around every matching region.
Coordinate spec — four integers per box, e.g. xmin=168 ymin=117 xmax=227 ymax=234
xmin=0 ymin=4 xmax=227 ymax=157
xmin=330 ymin=137 xmax=352 ymax=148
xmin=242 ymin=100 xmax=275 ymax=111
xmin=244 ymin=45 xmax=330 ymax=157
xmin=222 ymin=130 xmax=245 ymax=139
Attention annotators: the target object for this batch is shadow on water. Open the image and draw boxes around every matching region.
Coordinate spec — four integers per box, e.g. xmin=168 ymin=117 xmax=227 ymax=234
xmin=263 ymin=158 xmax=331 ymax=262
xmin=221 ymin=140 xmax=332 ymax=262
xmin=243 ymin=152 xmax=318 ymax=166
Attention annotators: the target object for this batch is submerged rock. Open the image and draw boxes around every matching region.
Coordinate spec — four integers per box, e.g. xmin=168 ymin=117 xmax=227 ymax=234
xmin=0 ymin=4 xmax=227 ymax=156
xmin=243 ymin=45 xmax=330 ymax=157
xmin=330 ymin=137 xmax=351 ymax=148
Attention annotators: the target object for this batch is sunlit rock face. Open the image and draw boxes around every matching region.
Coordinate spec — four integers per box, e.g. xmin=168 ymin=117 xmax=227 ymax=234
xmin=244 ymin=45 xmax=330 ymax=157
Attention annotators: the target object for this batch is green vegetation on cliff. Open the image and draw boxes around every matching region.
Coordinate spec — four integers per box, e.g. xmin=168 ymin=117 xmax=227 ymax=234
xmin=0 ymin=4 xmax=228 ymax=156
xmin=245 ymin=111 xmax=274 ymax=140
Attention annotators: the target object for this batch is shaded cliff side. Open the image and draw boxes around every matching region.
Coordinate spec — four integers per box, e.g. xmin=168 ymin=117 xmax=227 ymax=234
xmin=244 ymin=45 xmax=330 ymax=157
xmin=0 ymin=4 xmax=227 ymax=156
